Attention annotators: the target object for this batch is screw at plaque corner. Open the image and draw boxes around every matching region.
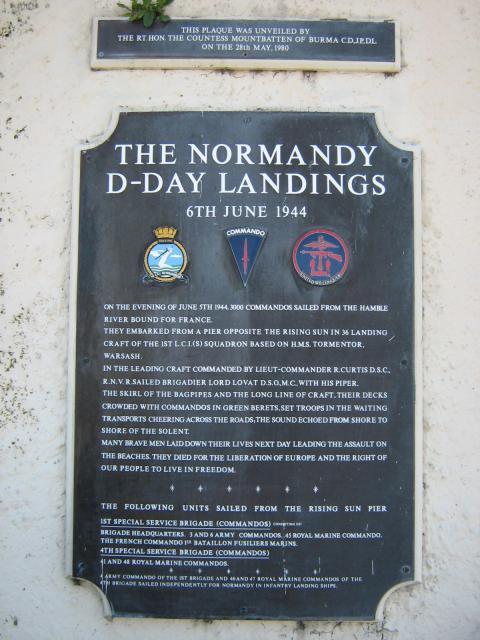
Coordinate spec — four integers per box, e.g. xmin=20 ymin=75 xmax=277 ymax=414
xmin=98 ymin=51 xmax=105 ymax=58
xmin=401 ymin=565 xmax=411 ymax=575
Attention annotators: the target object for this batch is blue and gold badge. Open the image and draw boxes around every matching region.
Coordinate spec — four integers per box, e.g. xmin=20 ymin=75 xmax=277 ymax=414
xmin=144 ymin=227 xmax=188 ymax=284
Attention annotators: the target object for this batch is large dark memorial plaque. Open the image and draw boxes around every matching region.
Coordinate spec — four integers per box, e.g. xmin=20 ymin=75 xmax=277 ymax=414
xmin=68 ymin=111 xmax=421 ymax=620
xmin=92 ymin=18 xmax=399 ymax=72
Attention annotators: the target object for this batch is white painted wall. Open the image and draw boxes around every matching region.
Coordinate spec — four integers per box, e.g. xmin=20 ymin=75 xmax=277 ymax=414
xmin=0 ymin=1 xmax=479 ymax=638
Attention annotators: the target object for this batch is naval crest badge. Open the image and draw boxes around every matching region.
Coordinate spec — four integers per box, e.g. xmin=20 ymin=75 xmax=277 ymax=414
xmin=143 ymin=227 xmax=188 ymax=284
xmin=293 ymin=229 xmax=349 ymax=286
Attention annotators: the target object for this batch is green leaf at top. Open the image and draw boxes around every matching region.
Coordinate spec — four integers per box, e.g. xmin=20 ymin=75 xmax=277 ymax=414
xmin=118 ymin=0 xmax=173 ymax=26
xmin=143 ymin=10 xmax=156 ymax=27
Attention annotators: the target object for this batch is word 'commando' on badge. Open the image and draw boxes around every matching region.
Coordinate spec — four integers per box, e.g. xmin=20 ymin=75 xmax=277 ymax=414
xmin=293 ymin=228 xmax=349 ymax=286
xmin=143 ymin=226 xmax=189 ymax=285
xmin=225 ymin=227 xmax=267 ymax=287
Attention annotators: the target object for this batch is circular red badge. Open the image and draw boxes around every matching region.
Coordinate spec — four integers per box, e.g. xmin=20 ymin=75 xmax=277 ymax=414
xmin=293 ymin=229 xmax=349 ymax=286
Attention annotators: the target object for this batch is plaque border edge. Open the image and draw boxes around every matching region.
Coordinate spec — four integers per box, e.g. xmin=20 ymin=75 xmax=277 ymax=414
xmin=373 ymin=112 xmax=423 ymax=621
xmin=65 ymin=110 xmax=122 ymax=620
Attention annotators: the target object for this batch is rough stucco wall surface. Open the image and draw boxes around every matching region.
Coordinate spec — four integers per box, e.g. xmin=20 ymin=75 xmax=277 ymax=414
xmin=0 ymin=0 xmax=479 ymax=638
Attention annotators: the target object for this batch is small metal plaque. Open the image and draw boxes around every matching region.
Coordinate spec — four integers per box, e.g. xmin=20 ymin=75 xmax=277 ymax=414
xmin=68 ymin=111 xmax=420 ymax=620
xmin=92 ymin=18 xmax=400 ymax=72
